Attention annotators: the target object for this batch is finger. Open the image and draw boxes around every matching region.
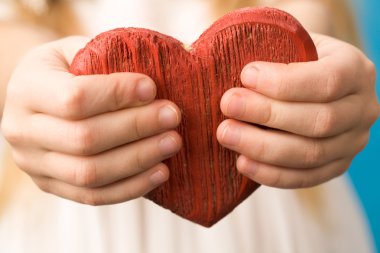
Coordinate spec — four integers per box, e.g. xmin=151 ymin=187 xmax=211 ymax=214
xmin=14 ymin=131 xmax=182 ymax=188
xmin=32 ymin=163 xmax=169 ymax=205
xmin=28 ymin=100 xmax=181 ymax=155
xmin=237 ymin=155 xmax=351 ymax=189
xmin=240 ymin=36 xmax=362 ymax=103
xmin=27 ymin=71 xmax=156 ymax=120
xmin=217 ymin=120 xmax=368 ymax=169
xmin=12 ymin=37 xmax=156 ymax=119
xmin=221 ymin=88 xmax=362 ymax=137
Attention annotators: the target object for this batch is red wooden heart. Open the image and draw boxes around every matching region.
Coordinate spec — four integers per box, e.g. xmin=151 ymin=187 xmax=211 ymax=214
xmin=70 ymin=7 xmax=317 ymax=227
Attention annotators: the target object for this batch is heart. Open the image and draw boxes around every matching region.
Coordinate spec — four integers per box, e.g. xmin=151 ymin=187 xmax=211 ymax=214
xmin=70 ymin=7 xmax=317 ymax=227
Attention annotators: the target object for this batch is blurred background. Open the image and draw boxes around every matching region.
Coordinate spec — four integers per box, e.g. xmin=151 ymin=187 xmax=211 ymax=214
xmin=350 ymin=0 xmax=380 ymax=251
xmin=0 ymin=0 xmax=379 ymax=251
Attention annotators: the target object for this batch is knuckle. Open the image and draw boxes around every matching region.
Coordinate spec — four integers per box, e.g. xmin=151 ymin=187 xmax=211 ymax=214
xmin=110 ymin=77 xmax=126 ymax=111
xmin=1 ymin=121 xmax=23 ymax=145
xmin=324 ymin=70 xmax=343 ymax=101
xmin=365 ymin=100 xmax=380 ymax=126
xmin=267 ymin=171 xmax=285 ymax=188
xmin=79 ymin=190 xmax=104 ymax=206
xmin=74 ymin=158 xmax=99 ymax=187
xmin=312 ymin=107 xmax=337 ymax=137
xmin=135 ymin=149 xmax=146 ymax=172
xmin=257 ymin=100 xmax=274 ymax=125
xmin=236 ymin=156 xmax=250 ymax=174
xmin=356 ymin=133 xmax=370 ymax=154
xmin=60 ymin=83 xmax=86 ymax=118
xmin=296 ymin=174 xmax=320 ymax=189
xmin=275 ymin=172 xmax=319 ymax=189
xmin=72 ymin=122 xmax=96 ymax=155
xmin=4 ymin=78 xmax=24 ymax=98
xmin=327 ymin=161 xmax=350 ymax=183
xmin=365 ymin=60 xmax=377 ymax=86
xmin=132 ymin=113 xmax=143 ymax=140
xmin=33 ymin=178 xmax=50 ymax=193
xmin=273 ymin=74 xmax=291 ymax=99
xmin=252 ymin=139 xmax=268 ymax=160
xmin=337 ymin=160 xmax=351 ymax=176
xmin=304 ymin=140 xmax=325 ymax=167
xmin=11 ymin=150 xmax=29 ymax=172
xmin=35 ymin=182 xmax=50 ymax=193
xmin=335 ymin=165 xmax=348 ymax=178
xmin=267 ymin=171 xmax=308 ymax=189
xmin=122 ymin=186 xmax=141 ymax=202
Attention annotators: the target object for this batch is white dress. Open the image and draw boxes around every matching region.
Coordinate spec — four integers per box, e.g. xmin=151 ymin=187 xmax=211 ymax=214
xmin=0 ymin=0 xmax=375 ymax=252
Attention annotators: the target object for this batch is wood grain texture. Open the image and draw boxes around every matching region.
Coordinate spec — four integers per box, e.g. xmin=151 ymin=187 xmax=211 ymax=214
xmin=70 ymin=7 xmax=318 ymax=227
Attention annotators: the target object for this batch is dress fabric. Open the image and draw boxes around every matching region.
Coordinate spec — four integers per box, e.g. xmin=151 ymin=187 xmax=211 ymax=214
xmin=0 ymin=0 xmax=375 ymax=252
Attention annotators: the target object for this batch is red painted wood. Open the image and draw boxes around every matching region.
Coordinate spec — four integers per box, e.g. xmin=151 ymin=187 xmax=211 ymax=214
xmin=70 ymin=7 xmax=318 ymax=227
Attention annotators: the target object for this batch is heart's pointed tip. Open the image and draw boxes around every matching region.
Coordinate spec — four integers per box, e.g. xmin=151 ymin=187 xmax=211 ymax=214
xmin=197 ymin=219 xmax=219 ymax=228
xmin=174 ymin=213 xmax=223 ymax=228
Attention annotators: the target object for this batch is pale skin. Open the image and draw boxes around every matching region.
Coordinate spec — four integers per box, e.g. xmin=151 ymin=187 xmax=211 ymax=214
xmin=1 ymin=2 xmax=379 ymax=205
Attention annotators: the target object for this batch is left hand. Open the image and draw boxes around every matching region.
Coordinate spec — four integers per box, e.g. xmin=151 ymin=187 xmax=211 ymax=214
xmin=217 ymin=33 xmax=380 ymax=189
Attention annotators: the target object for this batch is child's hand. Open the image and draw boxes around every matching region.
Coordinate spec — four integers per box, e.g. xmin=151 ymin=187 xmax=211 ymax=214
xmin=1 ymin=37 xmax=182 ymax=205
xmin=218 ymin=34 xmax=380 ymax=189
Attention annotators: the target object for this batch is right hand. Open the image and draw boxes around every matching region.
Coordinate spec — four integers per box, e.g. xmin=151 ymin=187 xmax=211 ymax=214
xmin=1 ymin=36 xmax=182 ymax=205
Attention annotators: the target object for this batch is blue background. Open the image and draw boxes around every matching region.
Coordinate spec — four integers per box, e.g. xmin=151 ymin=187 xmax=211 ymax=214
xmin=350 ymin=0 xmax=380 ymax=251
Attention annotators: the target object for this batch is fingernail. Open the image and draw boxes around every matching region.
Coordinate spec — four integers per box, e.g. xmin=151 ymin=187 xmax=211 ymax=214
xmin=159 ymin=105 xmax=179 ymax=129
xmin=227 ymin=93 xmax=246 ymax=117
xmin=241 ymin=64 xmax=259 ymax=89
xmin=221 ymin=125 xmax=241 ymax=146
xmin=158 ymin=135 xmax=179 ymax=156
xmin=137 ymin=78 xmax=156 ymax=102
xmin=150 ymin=169 xmax=167 ymax=185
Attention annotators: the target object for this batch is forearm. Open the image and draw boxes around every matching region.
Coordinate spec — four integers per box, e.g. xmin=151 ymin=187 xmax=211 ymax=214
xmin=0 ymin=22 xmax=56 ymax=117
